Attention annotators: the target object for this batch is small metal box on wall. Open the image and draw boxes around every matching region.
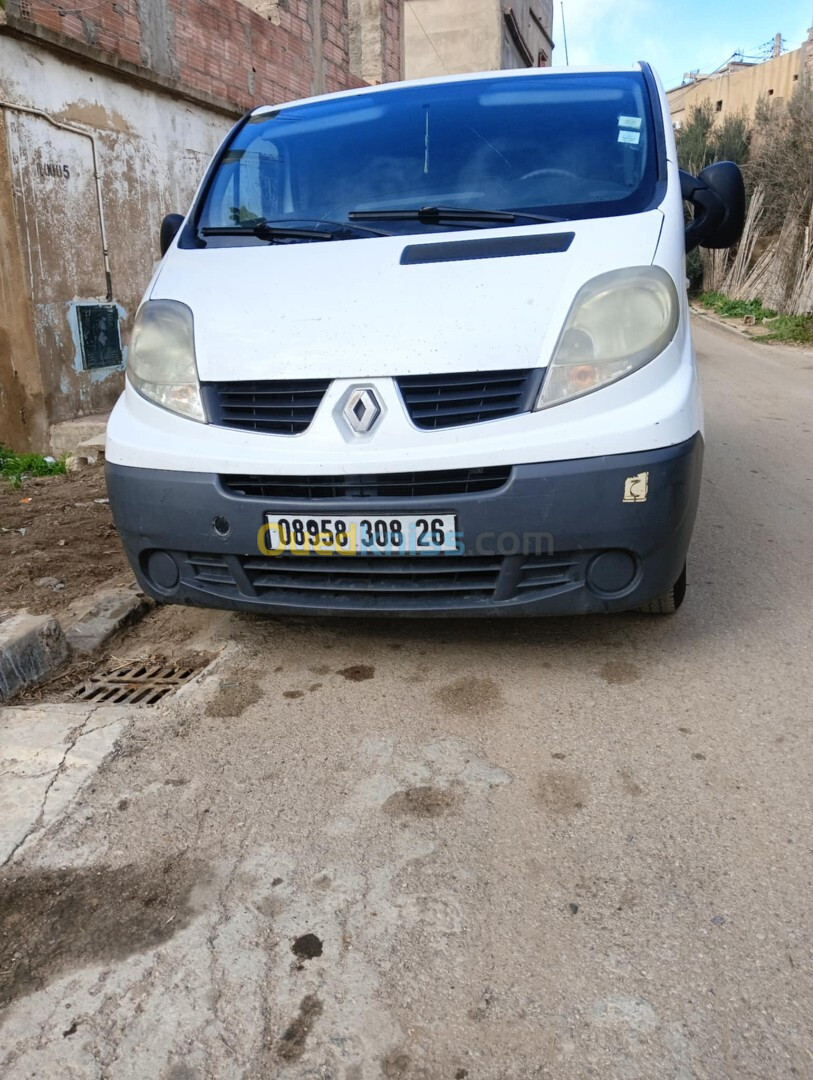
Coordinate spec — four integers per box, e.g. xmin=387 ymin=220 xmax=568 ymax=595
xmin=76 ymin=304 xmax=122 ymax=370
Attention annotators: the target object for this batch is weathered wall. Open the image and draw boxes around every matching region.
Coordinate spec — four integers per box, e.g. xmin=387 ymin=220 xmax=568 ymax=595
xmin=348 ymin=0 xmax=404 ymax=84
xmin=0 ymin=0 xmax=402 ymax=451
xmin=0 ymin=34 xmax=232 ymax=443
xmin=500 ymin=0 xmax=553 ymax=69
xmin=0 ymin=110 xmax=47 ymax=452
xmin=668 ymin=33 xmax=813 ymax=128
xmin=404 ymin=0 xmax=500 ymax=78
xmin=2 ymin=0 xmax=402 ymax=110
xmin=404 ymin=0 xmax=552 ymax=80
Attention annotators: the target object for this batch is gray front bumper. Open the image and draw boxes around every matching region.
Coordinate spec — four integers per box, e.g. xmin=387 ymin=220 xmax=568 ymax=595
xmin=106 ymin=435 xmax=703 ymax=617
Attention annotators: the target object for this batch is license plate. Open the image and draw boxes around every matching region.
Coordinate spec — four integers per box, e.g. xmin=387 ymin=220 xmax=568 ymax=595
xmin=262 ymin=513 xmax=459 ymax=555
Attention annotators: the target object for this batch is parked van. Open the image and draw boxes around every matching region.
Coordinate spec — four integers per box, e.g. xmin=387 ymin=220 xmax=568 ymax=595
xmin=107 ymin=64 xmax=744 ymax=616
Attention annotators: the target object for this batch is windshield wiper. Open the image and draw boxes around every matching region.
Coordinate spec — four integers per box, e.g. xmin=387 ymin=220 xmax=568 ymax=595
xmin=200 ymin=224 xmax=335 ymax=242
xmin=200 ymin=218 xmax=391 ymax=243
xmin=347 ymin=205 xmax=563 ymax=225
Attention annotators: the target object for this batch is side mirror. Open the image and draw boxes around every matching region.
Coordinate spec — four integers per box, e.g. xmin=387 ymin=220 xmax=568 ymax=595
xmin=680 ymin=162 xmax=745 ymax=253
xmin=160 ymin=213 xmax=185 ymax=256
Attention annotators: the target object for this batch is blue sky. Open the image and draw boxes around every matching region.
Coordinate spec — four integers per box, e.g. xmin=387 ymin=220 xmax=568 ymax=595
xmin=551 ymin=1 xmax=813 ymax=89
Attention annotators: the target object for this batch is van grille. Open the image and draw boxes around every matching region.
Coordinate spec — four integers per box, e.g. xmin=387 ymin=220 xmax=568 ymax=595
xmin=201 ymin=379 xmax=331 ymax=435
xmin=201 ymin=371 xmax=536 ymax=434
xmin=185 ymin=552 xmax=503 ymax=607
xmin=221 ymin=466 xmax=511 ymax=500
xmin=152 ymin=549 xmax=594 ymax=609
xmin=396 ymin=369 xmax=534 ymax=430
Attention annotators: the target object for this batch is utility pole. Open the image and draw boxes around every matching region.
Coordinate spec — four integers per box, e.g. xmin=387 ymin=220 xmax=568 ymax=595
xmin=772 ymin=33 xmax=782 ymax=58
xmin=560 ymin=2 xmax=569 ymax=66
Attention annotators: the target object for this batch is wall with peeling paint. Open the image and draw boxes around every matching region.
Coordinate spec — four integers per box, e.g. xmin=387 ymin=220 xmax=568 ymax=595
xmin=0 ymin=109 xmax=47 ymax=452
xmin=0 ymin=33 xmax=231 ymax=449
xmin=0 ymin=0 xmax=402 ymax=451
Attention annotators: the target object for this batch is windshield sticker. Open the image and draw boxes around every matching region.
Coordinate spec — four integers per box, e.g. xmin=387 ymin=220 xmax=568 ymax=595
xmin=618 ymin=115 xmax=642 ymax=130
xmin=618 ymin=129 xmax=641 ymax=145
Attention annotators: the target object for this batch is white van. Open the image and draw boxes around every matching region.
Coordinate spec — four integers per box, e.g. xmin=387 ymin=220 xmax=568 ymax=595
xmin=106 ymin=64 xmax=744 ymax=617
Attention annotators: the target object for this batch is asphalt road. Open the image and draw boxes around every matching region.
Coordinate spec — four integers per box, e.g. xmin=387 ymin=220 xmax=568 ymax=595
xmin=1 ymin=317 xmax=811 ymax=1079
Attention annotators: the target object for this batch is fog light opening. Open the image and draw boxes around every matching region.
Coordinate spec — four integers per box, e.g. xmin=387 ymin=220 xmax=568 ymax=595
xmin=213 ymin=515 xmax=231 ymax=537
xmin=143 ymin=550 xmax=180 ymax=592
xmin=586 ymin=550 xmax=639 ymax=597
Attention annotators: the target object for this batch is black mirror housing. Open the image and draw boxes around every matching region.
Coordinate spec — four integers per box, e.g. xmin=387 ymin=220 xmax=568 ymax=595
xmin=681 ymin=161 xmax=745 ymax=253
xmin=160 ymin=213 xmax=185 ymax=257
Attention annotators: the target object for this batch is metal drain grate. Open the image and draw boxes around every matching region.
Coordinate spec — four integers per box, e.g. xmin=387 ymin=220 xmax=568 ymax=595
xmin=72 ymin=663 xmax=201 ymax=705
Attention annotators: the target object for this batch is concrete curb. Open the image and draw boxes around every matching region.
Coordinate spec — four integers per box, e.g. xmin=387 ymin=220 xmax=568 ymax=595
xmin=64 ymin=582 xmax=154 ymax=656
xmin=0 ymin=611 xmax=69 ymax=701
xmin=690 ymin=306 xmax=756 ymax=341
xmin=0 ymin=583 xmax=154 ymax=702
xmin=49 ymin=413 xmax=109 ymax=458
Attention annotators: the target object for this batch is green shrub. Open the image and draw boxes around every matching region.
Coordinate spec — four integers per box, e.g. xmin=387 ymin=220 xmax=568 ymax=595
xmin=763 ymin=314 xmax=813 ymax=344
xmin=675 ymin=100 xmax=750 ymax=175
xmin=698 ymin=292 xmax=777 ymax=321
xmin=698 ymin=292 xmax=812 ymax=342
xmin=0 ymin=445 xmax=66 ymax=489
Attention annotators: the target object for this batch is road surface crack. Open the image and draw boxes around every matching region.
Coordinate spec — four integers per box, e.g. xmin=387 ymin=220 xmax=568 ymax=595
xmin=0 ymin=705 xmax=100 ymax=869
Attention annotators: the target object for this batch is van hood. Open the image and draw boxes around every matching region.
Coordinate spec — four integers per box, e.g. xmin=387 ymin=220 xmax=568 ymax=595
xmin=152 ymin=211 xmax=664 ymax=382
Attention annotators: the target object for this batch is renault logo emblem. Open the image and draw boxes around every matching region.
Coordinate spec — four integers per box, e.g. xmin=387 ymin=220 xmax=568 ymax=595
xmin=343 ymin=387 xmax=381 ymax=434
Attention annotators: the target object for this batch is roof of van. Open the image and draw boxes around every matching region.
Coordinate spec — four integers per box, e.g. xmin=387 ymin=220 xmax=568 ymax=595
xmin=251 ymin=63 xmax=650 ymax=118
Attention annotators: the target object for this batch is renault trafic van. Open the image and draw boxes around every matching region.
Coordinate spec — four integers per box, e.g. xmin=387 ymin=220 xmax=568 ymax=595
xmin=106 ymin=64 xmax=744 ymax=616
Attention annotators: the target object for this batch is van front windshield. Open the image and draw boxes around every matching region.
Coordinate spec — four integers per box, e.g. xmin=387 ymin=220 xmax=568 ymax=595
xmin=197 ymin=71 xmax=660 ymax=242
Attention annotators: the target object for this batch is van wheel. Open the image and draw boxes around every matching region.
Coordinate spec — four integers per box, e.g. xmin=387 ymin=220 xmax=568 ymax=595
xmin=635 ymin=562 xmax=687 ymax=614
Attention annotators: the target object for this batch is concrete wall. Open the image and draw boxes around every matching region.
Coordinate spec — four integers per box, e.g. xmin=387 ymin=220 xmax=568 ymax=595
xmin=668 ymin=34 xmax=812 ymax=129
xmin=404 ymin=0 xmax=497 ymax=78
xmin=348 ymin=0 xmax=405 ymax=84
xmin=0 ymin=109 xmax=47 ymax=452
xmin=0 ymin=34 xmax=232 ymax=449
xmin=0 ymin=0 xmax=402 ymax=452
xmin=404 ymin=0 xmax=552 ymax=80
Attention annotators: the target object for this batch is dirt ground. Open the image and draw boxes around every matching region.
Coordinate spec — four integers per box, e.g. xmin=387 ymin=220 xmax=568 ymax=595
xmin=0 ymin=465 xmax=130 ymax=617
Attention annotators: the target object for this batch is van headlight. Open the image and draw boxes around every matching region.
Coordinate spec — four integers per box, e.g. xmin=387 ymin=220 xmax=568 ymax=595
xmin=126 ymin=300 xmax=205 ymax=422
xmin=535 ymin=266 xmax=679 ymax=410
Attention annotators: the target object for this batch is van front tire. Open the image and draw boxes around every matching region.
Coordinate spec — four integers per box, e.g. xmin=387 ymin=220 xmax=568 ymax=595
xmin=635 ymin=562 xmax=687 ymax=615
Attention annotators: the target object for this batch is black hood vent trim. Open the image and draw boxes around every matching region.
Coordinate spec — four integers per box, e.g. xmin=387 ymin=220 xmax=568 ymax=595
xmin=400 ymin=231 xmax=575 ymax=265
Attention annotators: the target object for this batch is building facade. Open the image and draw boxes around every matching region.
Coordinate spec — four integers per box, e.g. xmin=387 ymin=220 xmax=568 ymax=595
xmin=404 ymin=0 xmax=553 ymax=81
xmin=667 ymin=27 xmax=813 ymax=129
xmin=0 ymin=0 xmax=402 ymax=452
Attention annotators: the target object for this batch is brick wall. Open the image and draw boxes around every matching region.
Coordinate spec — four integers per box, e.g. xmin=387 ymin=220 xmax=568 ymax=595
xmin=7 ymin=0 xmax=402 ymax=110
xmin=380 ymin=0 xmax=402 ymax=84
